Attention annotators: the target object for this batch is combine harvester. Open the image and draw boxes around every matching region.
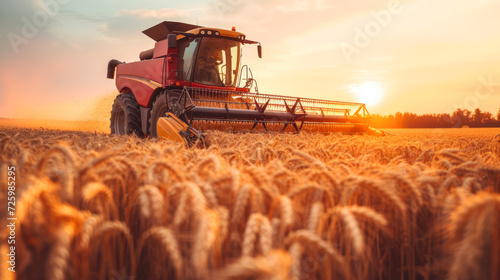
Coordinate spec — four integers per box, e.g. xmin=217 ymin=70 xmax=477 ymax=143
xmin=107 ymin=21 xmax=383 ymax=145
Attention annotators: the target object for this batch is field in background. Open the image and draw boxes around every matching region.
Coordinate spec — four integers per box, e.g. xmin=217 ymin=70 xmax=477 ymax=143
xmin=1 ymin=126 xmax=499 ymax=280
xmin=0 ymin=118 xmax=109 ymax=133
xmin=0 ymin=91 xmax=116 ymax=133
xmin=0 ymin=117 xmax=491 ymax=136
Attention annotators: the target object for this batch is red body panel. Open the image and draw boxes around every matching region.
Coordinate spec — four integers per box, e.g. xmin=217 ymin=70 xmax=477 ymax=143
xmin=115 ymin=41 xmax=248 ymax=108
xmin=153 ymin=40 xmax=169 ymax=58
xmin=115 ymin=59 xmax=163 ymax=107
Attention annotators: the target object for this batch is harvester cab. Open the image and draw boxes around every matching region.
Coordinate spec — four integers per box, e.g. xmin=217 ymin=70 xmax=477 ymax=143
xmin=107 ymin=21 xmax=381 ymax=145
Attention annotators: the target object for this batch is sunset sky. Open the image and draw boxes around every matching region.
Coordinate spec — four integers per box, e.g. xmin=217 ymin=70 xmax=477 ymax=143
xmin=1 ymin=0 xmax=499 ymax=120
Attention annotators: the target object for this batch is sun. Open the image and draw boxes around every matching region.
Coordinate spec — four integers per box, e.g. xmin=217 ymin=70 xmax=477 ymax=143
xmin=349 ymin=82 xmax=384 ymax=106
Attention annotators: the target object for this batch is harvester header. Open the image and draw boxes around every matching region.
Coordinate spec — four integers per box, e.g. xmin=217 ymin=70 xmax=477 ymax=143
xmin=107 ymin=21 xmax=381 ymax=145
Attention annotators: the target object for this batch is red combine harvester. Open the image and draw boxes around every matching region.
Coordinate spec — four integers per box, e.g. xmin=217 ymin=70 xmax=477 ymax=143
xmin=107 ymin=21 xmax=380 ymax=145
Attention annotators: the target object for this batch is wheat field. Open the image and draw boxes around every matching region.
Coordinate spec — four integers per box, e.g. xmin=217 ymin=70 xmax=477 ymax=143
xmin=1 ymin=127 xmax=500 ymax=280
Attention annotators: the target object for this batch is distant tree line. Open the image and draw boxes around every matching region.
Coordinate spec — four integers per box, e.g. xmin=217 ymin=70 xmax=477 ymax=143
xmin=370 ymin=108 xmax=500 ymax=128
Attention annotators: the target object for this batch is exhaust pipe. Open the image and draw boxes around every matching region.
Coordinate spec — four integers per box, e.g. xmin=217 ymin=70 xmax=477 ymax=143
xmin=107 ymin=59 xmax=124 ymax=79
xmin=139 ymin=48 xmax=154 ymax=61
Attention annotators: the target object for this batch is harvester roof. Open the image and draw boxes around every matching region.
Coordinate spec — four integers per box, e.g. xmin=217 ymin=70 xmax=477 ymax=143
xmin=142 ymin=21 xmax=201 ymax=41
xmin=142 ymin=21 xmax=251 ymax=43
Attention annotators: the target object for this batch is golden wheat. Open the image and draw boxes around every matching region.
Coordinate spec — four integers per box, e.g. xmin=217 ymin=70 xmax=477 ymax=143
xmin=1 ymin=127 xmax=499 ymax=280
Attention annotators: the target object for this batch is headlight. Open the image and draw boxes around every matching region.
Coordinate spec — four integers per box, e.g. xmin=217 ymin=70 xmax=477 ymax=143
xmin=208 ymin=31 xmax=212 ymax=35
xmin=201 ymin=30 xmax=205 ymax=35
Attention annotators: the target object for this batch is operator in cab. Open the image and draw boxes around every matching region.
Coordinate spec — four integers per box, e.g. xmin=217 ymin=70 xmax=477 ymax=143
xmin=195 ymin=45 xmax=224 ymax=86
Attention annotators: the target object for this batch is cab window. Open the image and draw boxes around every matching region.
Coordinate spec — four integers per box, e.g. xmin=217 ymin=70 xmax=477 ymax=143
xmin=194 ymin=37 xmax=241 ymax=87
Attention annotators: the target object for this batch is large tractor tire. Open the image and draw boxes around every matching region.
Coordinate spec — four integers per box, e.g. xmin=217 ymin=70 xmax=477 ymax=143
xmin=110 ymin=92 xmax=143 ymax=137
xmin=149 ymin=89 xmax=181 ymax=138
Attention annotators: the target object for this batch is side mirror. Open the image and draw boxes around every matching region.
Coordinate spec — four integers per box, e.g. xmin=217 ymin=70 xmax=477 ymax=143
xmin=257 ymin=44 xmax=262 ymax=59
xmin=167 ymin=34 xmax=177 ymax=49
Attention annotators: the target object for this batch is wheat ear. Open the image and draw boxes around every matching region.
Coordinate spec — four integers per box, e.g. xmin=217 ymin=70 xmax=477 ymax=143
xmin=136 ymin=226 xmax=183 ymax=278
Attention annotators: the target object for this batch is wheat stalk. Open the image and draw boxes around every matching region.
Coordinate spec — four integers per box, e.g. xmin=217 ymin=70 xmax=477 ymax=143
xmin=285 ymin=229 xmax=344 ymax=266
xmin=339 ymin=207 xmax=364 ymax=256
xmin=192 ymin=209 xmax=219 ymax=279
xmin=231 ymin=185 xmax=251 ymax=226
xmin=91 ymin=221 xmax=136 ymax=276
xmin=307 ymin=202 xmax=323 ymax=232
xmin=242 ymin=213 xmax=264 ymax=257
xmin=135 ymin=185 xmax=165 ymax=224
xmin=46 ymin=226 xmax=72 ymax=280
xmin=136 ymin=226 xmax=183 ymax=278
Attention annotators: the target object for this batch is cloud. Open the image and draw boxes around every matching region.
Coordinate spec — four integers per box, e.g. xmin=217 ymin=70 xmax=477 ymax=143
xmin=0 ymin=0 xmax=87 ymax=57
xmin=56 ymin=10 xmax=109 ymax=23
xmin=0 ymin=0 xmax=38 ymax=54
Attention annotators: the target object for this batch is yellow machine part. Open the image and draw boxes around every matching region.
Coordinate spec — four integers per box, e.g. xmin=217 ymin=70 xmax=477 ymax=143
xmin=179 ymin=28 xmax=245 ymax=40
xmin=367 ymin=126 xmax=386 ymax=136
xmin=157 ymin=113 xmax=189 ymax=145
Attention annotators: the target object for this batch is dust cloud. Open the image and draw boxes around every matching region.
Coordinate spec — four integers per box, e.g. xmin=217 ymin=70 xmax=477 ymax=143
xmin=0 ymin=92 xmax=118 ymax=133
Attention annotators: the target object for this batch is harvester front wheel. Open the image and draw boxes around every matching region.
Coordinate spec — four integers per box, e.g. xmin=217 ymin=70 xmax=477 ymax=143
xmin=110 ymin=92 xmax=143 ymax=137
xmin=149 ymin=89 xmax=181 ymax=138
